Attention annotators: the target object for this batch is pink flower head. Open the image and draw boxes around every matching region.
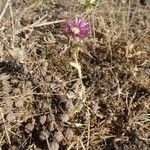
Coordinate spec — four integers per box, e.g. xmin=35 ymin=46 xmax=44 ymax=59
xmin=64 ymin=18 xmax=90 ymax=39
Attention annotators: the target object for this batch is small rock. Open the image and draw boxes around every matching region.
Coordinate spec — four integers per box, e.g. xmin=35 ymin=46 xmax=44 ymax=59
xmin=54 ymin=131 xmax=63 ymax=143
xmin=47 ymin=114 xmax=55 ymax=131
xmin=38 ymin=101 xmax=49 ymax=111
xmin=67 ymin=91 xmax=76 ymax=99
xmin=39 ymin=115 xmax=47 ymax=125
xmin=59 ymin=114 xmax=69 ymax=122
xmin=50 ymin=141 xmax=59 ymax=150
xmin=10 ymin=78 xmax=19 ymax=86
xmin=8 ymin=145 xmax=17 ymax=150
xmin=38 ymin=101 xmax=43 ymax=109
xmin=43 ymin=102 xmax=50 ymax=111
xmin=6 ymin=111 xmax=16 ymax=122
xmin=25 ymin=123 xmax=34 ymax=134
xmin=13 ymin=88 xmax=21 ymax=94
xmin=65 ymin=128 xmax=74 ymax=141
xmin=65 ymin=100 xmax=73 ymax=111
xmin=39 ymin=130 xmax=50 ymax=140
xmin=26 ymin=81 xmax=32 ymax=88
xmin=91 ymin=101 xmax=99 ymax=114
xmin=47 ymin=114 xmax=53 ymax=124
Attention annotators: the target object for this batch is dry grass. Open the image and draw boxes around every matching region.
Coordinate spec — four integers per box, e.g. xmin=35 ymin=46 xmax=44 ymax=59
xmin=0 ymin=0 xmax=150 ymax=149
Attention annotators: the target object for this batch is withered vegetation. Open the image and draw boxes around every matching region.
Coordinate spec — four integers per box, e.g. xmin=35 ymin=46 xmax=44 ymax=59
xmin=0 ymin=0 xmax=150 ymax=150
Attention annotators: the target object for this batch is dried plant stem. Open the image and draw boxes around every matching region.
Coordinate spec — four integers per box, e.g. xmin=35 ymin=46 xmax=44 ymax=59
xmin=8 ymin=1 xmax=15 ymax=49
xmin=0 ymin=0 xmax=11 ymax=22
xmin=14 ymin=19 xmax=65 ymax=35
xmin=46 ymin=138 xmax=51 ymax=150
xmin=0 ymin=108 xmax=11 ymax=144
xmin=86 ymin=109 xmax=90 ymax=150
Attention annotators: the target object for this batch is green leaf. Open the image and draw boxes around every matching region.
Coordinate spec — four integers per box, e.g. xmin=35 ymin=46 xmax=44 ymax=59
xmin=80 ymin=0 xmax=98 ymax=8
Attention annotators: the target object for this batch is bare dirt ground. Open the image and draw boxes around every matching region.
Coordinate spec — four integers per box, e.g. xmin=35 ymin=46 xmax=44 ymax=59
xmin=0 ymin=0 xmax=150 ymax=150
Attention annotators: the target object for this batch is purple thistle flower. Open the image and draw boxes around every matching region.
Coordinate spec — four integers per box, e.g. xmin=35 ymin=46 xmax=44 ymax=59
xmin=64 ymin=18 xmax=90 ymax=39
